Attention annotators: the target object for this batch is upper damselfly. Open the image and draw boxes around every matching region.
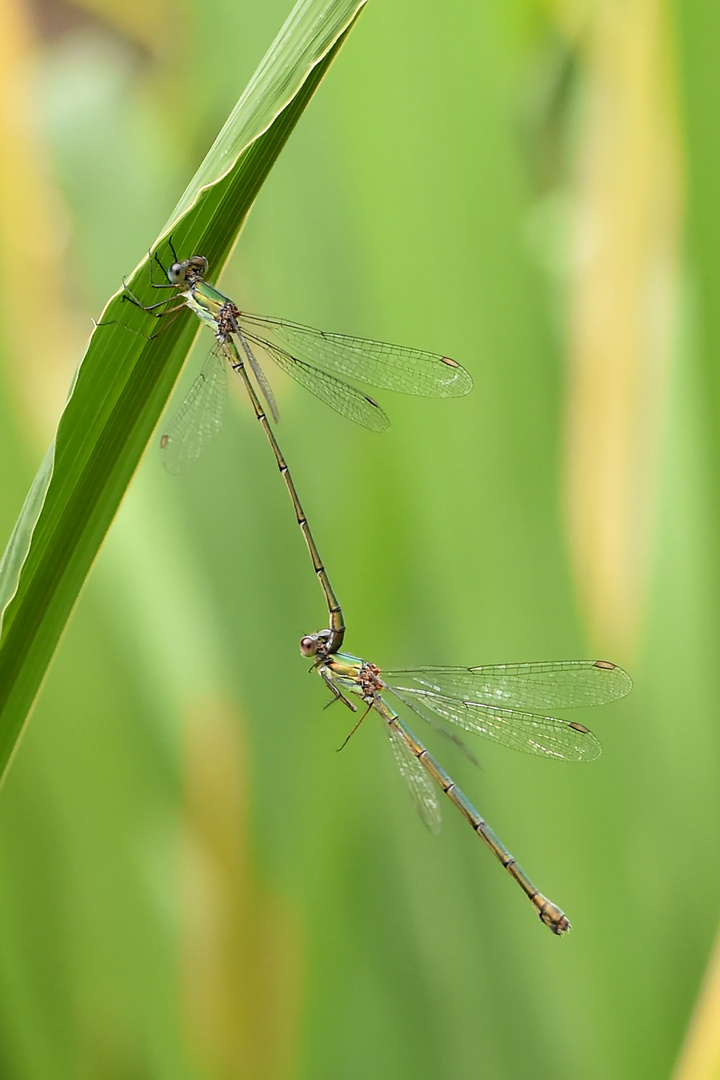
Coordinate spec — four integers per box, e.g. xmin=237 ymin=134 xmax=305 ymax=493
xmin=122 ymin=246 xmax=472 ymax=654
xmin=125 ymin=245 xmax=472 ymax=474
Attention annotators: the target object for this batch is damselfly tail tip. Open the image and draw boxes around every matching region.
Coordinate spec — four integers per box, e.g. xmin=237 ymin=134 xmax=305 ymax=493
xmin=538 ymin=898 xmax=571 ymax=935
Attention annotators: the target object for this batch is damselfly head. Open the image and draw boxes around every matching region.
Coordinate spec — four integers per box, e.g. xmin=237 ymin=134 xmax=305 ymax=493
xmin=300 ymin=630 xmax=332 ymax=658
xmin=167 ymin=255 xmax=208 ymax=286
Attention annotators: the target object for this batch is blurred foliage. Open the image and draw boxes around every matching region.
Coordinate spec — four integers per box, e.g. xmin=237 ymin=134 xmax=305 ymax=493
xmin=0 ymin=0 xmax=718 ymax=1078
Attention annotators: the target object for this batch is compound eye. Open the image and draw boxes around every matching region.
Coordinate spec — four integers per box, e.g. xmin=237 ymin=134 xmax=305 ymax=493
xmin=299 ymin=636 xmax=317 ymax=657
xmin=167 ymin=263 xmax=184 ymax=283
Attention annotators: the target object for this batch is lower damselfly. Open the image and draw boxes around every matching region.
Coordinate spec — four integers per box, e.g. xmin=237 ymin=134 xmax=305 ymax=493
xmin=301 ymin=628 xmax=632 ymax=934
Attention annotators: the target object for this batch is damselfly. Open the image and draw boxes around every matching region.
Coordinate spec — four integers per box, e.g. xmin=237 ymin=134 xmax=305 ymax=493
xmin=125 ymin=245 xmax=472 ymax=469
xmin=301 ymin=628 xmax=631 ymax=934
xmin=123 ymin=246 xmax=472 ymax=653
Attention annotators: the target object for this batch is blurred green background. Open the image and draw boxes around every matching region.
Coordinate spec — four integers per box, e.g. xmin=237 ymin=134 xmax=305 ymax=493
xmin=0 ymin=0 xmax=717 ymax=1077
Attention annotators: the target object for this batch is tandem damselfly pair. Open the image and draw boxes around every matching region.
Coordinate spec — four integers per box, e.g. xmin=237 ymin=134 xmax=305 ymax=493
xmin=123 ymin=244 xmax=630 ymax=934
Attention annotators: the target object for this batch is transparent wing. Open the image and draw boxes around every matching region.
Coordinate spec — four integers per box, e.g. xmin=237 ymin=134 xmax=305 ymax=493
xmin=226 ymin=319 xmax=280 ymax=424
xmin=386 ymin=719 xmax=442 ymax=833
xmin=243 ymin=330 xmax=390 ymax=431
xmin=382 ymin=660 xmax=632 ymax=710
xmin=239 ymin=313 xmax=472 ymax=397
xmin=407 ymin=702 xmax=480 ymax=765
xmin=388 ymin=687 xmax=602 ymax=762
xmin=160 ymin=349 xmax=227 ymax=474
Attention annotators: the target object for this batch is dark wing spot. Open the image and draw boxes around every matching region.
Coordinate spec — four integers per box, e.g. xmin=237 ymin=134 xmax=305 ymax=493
xmin=569 ymin=721 xmax=591 ymax=735
xmin=593 ymin=660 xmax=616 ymax=670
